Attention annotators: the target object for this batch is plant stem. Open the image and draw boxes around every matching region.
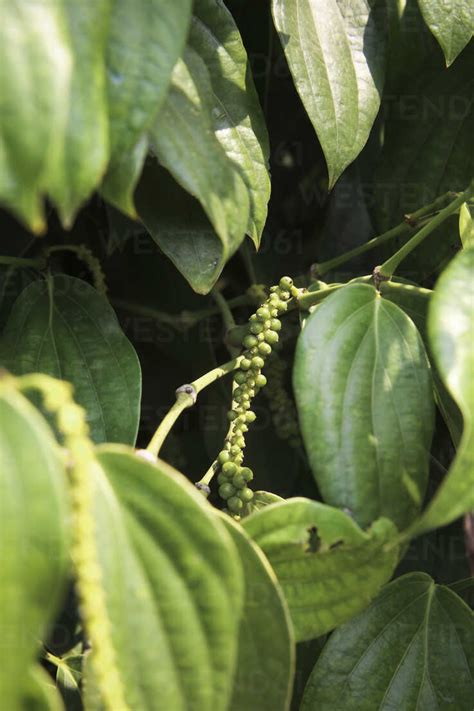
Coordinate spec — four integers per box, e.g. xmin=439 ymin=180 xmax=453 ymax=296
xmin=212 ymin=287 xmax=240 ymax=357
xmin=377 ymin=183 xmax=474 ymax=278
xmin=113 ymin=295 xmax=252 ymax=331
xmin=314 ymin=191 xmax=455 ymax=276
xmin=0 ymin=255 xmax=45 ymax=269
xmin=146 ymin=356 xmax=242 ymax=457
xmin=295 ymin=283 xmax=344 ymax=310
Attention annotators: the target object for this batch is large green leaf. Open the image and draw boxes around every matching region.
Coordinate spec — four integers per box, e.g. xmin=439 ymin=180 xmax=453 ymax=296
xmin=0 ymin=276 xmax=141 ymax=445
xmin=24 ymin=666 xmax=66 ymax=711
xmin=460 ymin=202 xmax=474 ymax=248
xmin=91 ymin=446 xmax=244 ymax=710
xmin=219 ymin=516 xmax=294 ymax=711
xmin=293 ymin=283 xmax=435 ymax=529
xmin=375 ymin=42 xmax=474 ymax=230
xmin=409 ymin=247 xmax=474 ymax=535
xmin=0 ymin=1 xmax=71 ymax=231
xmin=272 ymin=0 xmax=387 ymax=187
xmin=142 ymin=47 xmax=250 ymax=293
xmin=48 ymin=1 xmax=112 ymax=226
xmin=418 ymin=0 xmax=474 ymax=66
xmin=301 ymin=572 xmax=474 ymax=709
xmin=101 ymin=0 xmax=192 ymax=214
xmin=0 ymin=381 xmax=70 ymax=708
xmin=242 ymin=498 xmax=399 ymax=642
xmin=380 ymin=280 xmax=463 ymax=446
xmin=189 ymin=0 xmax=270 ymax=246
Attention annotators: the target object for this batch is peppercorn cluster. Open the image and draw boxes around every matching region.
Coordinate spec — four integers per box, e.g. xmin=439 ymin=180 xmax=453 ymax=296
xmin=217 ymin=276 xmax=297 ymax=514
xmin=263 ymin=351 xmax=302 ymax=448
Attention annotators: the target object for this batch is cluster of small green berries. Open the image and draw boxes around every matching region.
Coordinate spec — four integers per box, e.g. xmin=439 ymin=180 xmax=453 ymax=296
xmin=217 ymin=276 xmax=297 ymax=514
xmin=264 ymin=351 xmax=302 ymax=448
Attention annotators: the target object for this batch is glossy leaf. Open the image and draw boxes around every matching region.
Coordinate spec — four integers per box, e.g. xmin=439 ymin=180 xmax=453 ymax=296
xmin=375 ymin=42 xmax=474 ymax=230
xmin=272 ymin=0 xmax=387 ymax=187
xmin=0 ymin=381 xmax=70 ymax=708
xmin=242 ymin=498 xmax=399 ymax=641
xmin=301 ymin=573 xmax=474 ymax=709
xmin=410 ymin=247 xmax=474 ymax=535
xmin=293 ymin=283 xmax=435 ymax=529
xmin=460 ymin=202 xmax=474 ymax=248
xmin=189 ymin=0 xmax=271 ymax=246
xmin=101 ymin=0 xmax=192 ymax=214
xmin=143 ymin=48 xmax=250 ymax=293
xmin=220 ymin=516 xmax=294 ymax=711
xmin=92 ymin=446 xmax=244 ymax=710
xmin=0 ymin=276 xmax=141 ymax=444
xmin=0 ymin=1 xmax=71 ymax=231
xmin=24 ymin=666 xmax=66 ymax=711
xmin=48 ymin=1 xmax=112 ymax=226
xmin=418 ymin=0 xmax=474 ymax=66
xmin=380 ymin=280 xmax=463 ymax=446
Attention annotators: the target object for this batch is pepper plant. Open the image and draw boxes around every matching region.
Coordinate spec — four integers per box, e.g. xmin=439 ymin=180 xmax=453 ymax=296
xmin=0 ymin=1 xmax=473 ymax=709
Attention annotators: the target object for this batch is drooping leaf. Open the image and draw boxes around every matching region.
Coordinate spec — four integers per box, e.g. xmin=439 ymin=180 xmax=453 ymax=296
xmin=219 ymin=516 xmax=294 ymax=711
xmin=101 ymin=0 xmax=193 ymax=214
xmin=48 ymin=1 xmax=112 ymax=226
xmin=374 ymin=42 xmax=474 ymax=230
xmin=91 ymin=446 xmax=244 ymax=710
xmin=0 ymin=379 xmax=70 ymax=708
xmin=418 ymin=0 xmax=474 ymax=66
xmin=272 ymin=0 xmax=387 ymax=187
xmin=0 ymin=275 xmax=141 ymax=445
xmin=141 ymin=47 xmax=250 ymax=293
xmin=242 ymin=498 xmax=399 ymax=641
xmin=189 ymin=0 xmax=271 ymax=246
xmin=301 ymin=572 xmax=474 ymax=710
xmin=293 ymin=283 xmax=435 ymax=529
xmin=460 ymin=202 xmax=474 ymax=248
xmin=409 ymin=247 xmax=474 ymax=535
xmin=0 ymin=1 xmax=71 ymax=231
xmin=380 ymin=280 xmax=463 ymax=446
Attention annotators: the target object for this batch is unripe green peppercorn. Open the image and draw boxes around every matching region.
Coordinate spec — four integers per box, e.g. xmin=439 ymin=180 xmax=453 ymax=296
xmin=250 ymin=322 xmax=264 ymax=335
xmin=232 ymin=473 xmax=246 ymax=488
xmin=230 ymin=445 xmax=241 ymax=457
xmin=222 ymin=461 xmax=237 ymax=476
xmin=217 ymin=472 xmax=229 ymax=485
xmin=256 ymin=306 xmax=271 ymax=321
xmin=245 ymin=411 xmax=256 ymax=423
xmin=251 ymin=356 xmax=265 ymax=369
xmin=238 ymin=487 xmax=254 ymax=502
xmin=227 ymin=496 xmax=243 ymax=513
xmin=243 ymin=334 xmax=258 ymax=349
xmin=218 ymin=450 xmax=230 ymax=464
xmin=264 ymin=330 xmax=279 ymax=345
xmin=241 ymin=467 xmax=253 ymax=482
xmin=255 ymin=374 xmax=267 ymax=388
xmin=227 ymin=410 xmax=238 ymax=422
xmin=258 ymin=342 xmax=272 ymax=356
xmin=279 ymin=276 xmax=293 ymax=291
xmin=240 ymin=358 xmax=251 ymax=370
xmin=234 ymin=370 xmax=247 ymax=385
xmin=270 ymin=319 xmax=281 ymax=331
xmin=219 ymin=483 xmax=236 ymax=499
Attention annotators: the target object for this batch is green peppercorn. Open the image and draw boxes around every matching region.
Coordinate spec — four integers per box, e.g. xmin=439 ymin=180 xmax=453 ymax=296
xmin=227 ymin=496 xmax=243 ymax=513
xmin=243 ymin=334 xmax=258 ymax=349
xmin=230 ymin=445 xmax=241 ymax=457
xmin=255 ymin=374 xmax=267 ymax=388
xmin=264 ymin=330 xmax=279 ymax=344
xmin=219 ymin=483 xmax=236 ymax=499
xmin=250 ymin=321 xmax=264 ymax=335
xmin=232 ymin=473 xmax=246 ymax=488
xmin=218 ymin=450 xmax=230 ymax=464
xmin=222 ymin=461 xmax=237 ymax=476
xmin=240 ymin=358 xmax=252 ymax=370
xmin=234 ymin=370 xmax=247 ymax=385
xmin=258 ymin=342 xmax=272 ymax=356
xmin=245 ymin=411 xmax=256 ymax=423
xmin=279 ymin=276 xmax=293 ymax=291
xmin=238 ymin=487 xmax=254 ymax=502
xmin=251 ymin=356 xmax=265 ymax=369
xmin=240 ymin=467 xmax=254 ymax=482
xmin=256 ymin=306 xmax=271 ymax=321
xmin=270 ymin=319 xmax=281 ymax=331
xmin=227 ymin=410 xmax=238 ymax=422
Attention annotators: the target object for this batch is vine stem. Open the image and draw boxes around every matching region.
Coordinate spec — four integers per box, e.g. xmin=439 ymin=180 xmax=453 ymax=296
xmin=377 ymin=182 xmax=474 ymax=278
xmin=146 ymin=356 xmax=242 ymax=457
xmin=314 ymin=191 xmax=455 ymax=276
xmin=212 ymin=287 xmax=240 ymax=358
xmin=0 ymin=255 xmax=45 ymax=268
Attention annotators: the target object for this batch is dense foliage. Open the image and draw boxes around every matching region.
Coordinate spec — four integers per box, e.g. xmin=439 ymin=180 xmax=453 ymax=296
xmin=0 ymin=1 xmax=473 ymax=709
